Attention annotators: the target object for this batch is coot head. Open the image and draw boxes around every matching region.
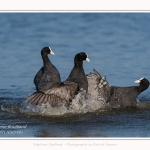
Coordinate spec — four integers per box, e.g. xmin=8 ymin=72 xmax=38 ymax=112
xmin=135 ymin=77 xmax=149 ymax=92
xmin=41 ymin=47 xmax=55 ymax=56
xmin=74 ymin=52 xmax=90 ymax=63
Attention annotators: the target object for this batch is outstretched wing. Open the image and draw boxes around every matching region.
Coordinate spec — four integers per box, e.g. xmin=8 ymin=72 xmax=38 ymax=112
xmin=86 ymin=68 xmax=101 ymax=93
xmin=26 ymin=81 xmax=79 ymax=106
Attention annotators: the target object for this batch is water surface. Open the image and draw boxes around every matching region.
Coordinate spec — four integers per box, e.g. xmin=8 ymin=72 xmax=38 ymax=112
xmin=0 ymin=13 xmax=150 ymax=137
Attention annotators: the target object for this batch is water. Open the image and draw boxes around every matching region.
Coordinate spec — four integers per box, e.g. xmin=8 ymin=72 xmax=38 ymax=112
xmin=0 ymin=13 xmax=150 ymax=137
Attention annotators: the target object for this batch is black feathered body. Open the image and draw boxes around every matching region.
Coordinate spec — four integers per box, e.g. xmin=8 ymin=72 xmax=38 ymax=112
xmin=66 ymin=53 xmax=88 ymax=93
xmin=99 ymin=85 xmax=139 ymax=107
xmin=66 ymin=64 xmax=88 ymax=92
xmin=34 ymin=48 xmax=61 ymax=91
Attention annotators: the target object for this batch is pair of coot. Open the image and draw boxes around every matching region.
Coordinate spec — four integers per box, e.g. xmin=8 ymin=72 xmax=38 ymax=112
xmin=27 ymin=47 xmax=90 ymax=106
xmin=26 ymin=47 xmax=149 ymax=108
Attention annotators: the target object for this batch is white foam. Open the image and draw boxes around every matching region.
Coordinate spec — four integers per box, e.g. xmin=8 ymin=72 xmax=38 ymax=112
xmin=19 ymin=75 xmax=110 ymax=116
xmin=19 ymin=86 xmax=108 ymax=116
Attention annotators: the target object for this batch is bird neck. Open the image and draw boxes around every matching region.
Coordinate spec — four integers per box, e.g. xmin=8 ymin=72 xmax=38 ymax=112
xmin=66 ymin=61 xmax=85 ymax=81
xmin=74 ymin=60 xmax=83 ymax=67
xmin=138 ymin=82 xmax=149 ymax=92
xmin=42 ymin=54 xmax=52 ymax=67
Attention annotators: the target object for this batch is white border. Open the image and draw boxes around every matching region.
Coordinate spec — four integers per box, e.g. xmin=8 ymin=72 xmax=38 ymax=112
xmin=0 ymin=0 xmax=150 ymax=11
xmin=0 ymin=138 xmax=150 ymax=150
xmin=0 ymin=0 xmax=150 ymax=149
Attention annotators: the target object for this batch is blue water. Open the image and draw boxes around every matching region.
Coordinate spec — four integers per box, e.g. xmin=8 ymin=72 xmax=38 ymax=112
xmin=0 ymin=13 xmax=150 ymax=137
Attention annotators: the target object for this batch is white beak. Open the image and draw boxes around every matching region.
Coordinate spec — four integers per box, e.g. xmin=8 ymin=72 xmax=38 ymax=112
xmin=135 ymin=80 xmax=140 ymax=84
xmin=86 ymin=53 xmax=90 ymax=62
xmin=50 ymin=50 xmax=55 ymax=55
xmin=49 ymin=47 xmax=55 ymax=55
xmin=135 ymin=77 xmax=144 ymax=84
xmin=86 ymin=57 xmax=90 ymax=62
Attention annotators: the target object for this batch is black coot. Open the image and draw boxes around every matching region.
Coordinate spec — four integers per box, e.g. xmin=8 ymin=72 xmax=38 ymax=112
xmin=34 ymin=47 xmax=61 ymax=91
xmin=86 ymin=69 xmax=149 ymax=108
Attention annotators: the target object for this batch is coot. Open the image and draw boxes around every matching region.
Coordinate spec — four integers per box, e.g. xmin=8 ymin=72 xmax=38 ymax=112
xmin=27 ymin=52 xmax=90 ymax=106
xmin=66 ymin=52 xmax=90 ymax=93
xmin=34 ymin=47 xmax=61 ymax=91
xmin=86 ymin=69 xmax=149 ymax=108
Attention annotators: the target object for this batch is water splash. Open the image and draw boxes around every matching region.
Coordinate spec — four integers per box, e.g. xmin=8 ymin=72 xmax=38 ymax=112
xmin=1 ymin=94 xmax=150 ymax=117
xmin=20 ymin=89 xmax=107 ymax=116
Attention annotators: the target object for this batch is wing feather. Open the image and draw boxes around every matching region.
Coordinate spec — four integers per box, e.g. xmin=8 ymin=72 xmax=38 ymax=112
xmin=26 ymin=81 xmax=79 ymax=106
